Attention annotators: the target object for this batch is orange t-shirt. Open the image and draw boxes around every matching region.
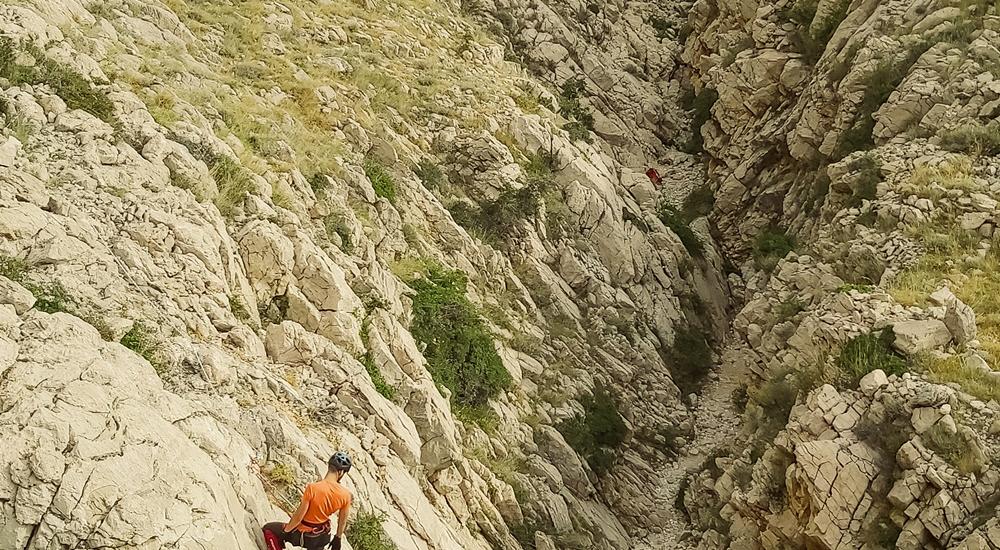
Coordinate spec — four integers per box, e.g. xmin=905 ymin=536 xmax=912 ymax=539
xmin=297 ymin=481 xmax=352 ymax=532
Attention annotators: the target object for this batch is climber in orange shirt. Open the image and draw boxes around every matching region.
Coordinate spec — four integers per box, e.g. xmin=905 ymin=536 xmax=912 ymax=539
xmin=262 ymin=452 xmax=353 ymax=550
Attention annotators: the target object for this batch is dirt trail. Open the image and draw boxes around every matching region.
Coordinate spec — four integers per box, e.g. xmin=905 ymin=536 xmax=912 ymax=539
xmin=632 ymin=350 xmax=748 ymax=549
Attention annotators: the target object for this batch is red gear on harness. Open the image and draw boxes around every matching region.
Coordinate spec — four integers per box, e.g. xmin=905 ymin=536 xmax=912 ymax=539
xmin=645 ymin=168 xmax=662 ymax=187
xmin=262 ymin=529 xmax=282 ymax=550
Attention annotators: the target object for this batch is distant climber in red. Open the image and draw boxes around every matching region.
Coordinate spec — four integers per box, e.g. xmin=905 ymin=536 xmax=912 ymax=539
xmin=646 ymin=168 xmax=662 ymax=187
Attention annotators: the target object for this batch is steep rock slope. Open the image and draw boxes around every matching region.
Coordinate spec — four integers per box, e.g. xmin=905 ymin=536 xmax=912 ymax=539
xmin=652 ymin=0 xmax=1000 ymax=548
xmin=0 ymin=0 xmax=724 ymax=548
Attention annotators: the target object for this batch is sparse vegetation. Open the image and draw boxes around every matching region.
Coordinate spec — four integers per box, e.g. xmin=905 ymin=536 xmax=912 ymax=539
xmin=775 ymin=297 xmax=806 ymax=322
xmin=346 ymin=509 xmax=399 ymax=550
xmin=907 ymin=156 xmax=978 ymax=199
xmin=121 ymin=321 xmax=166 ymax=374
xmin=448 ymin=151 xmax=559 ymax=245
xmin=752 ymin=228 xmax=796 ymax=271
xmin=681 ymin=87 xmax=718 ymax=154
xmin=407 ymin=265 xmax=512 ymax=410
xmin=846 ymin=154 xmax=882 ymax=207
xmin=658 ymin=202 xmax=704 ymax=257
xmin=325 ymin=213 xmax=354 ymax=253
xmin=917 ymin=354 xmax=1000 ymax=403
xmin=364 ymin=159 xmax=398 ymax=203
xmin=0 ymin=37 xmax=117 ymax=125
xmin=264 ymin=462 xmax=296 ymax=486
xmin=209 ymin=156 xmax=255 ymax=218
xmin=667 ymin=328 xmax=713 ymax=395
xmin=414 ymin=159 xmax=445 ymax=189
xmin=837 ymin=283 xmax=875 ymax=293
xmin=782 ymin=0 xmax=851 ymax=64
xmin=835 ymin=40 xmax=933 ymax=157
xmin=557 ymin=387 xmax=627 ymax=476
xmin=939 ymin=122 xmax=1000 ymax=156
xmin=557 ymin=79 xmax=595 ymax=142
xmin=923 ymin=422 xmax=984 ymax=474
xmin=835 ymin=330 xmax=907 ymax=386
xmin=228 ymin=294 xmax=251 ymax=323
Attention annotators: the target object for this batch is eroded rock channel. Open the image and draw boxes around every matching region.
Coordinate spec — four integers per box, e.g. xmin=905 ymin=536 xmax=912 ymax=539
xmin=0 ymin=0 xmax=999 ymax=549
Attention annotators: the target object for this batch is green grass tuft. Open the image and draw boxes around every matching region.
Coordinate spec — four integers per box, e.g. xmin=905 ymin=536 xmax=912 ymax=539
xmin=364 ymin=159 xmax=397 ymax=203
xmin=0 ymin=37 xmax=117 ymax=125
xmin=210 ymin=156 xmax=255 ymax=218
xmin=835 ymin=330 xmax=907 ymax=386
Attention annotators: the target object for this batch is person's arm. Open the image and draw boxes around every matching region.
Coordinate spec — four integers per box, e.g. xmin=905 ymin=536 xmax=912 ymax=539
xmin=336 ymin=499 xmax=351 ymax=537
xmin=284 ymin=486 xmax=311 ymax=533
xmin=330 ymin=500 xmax=351 ymax=550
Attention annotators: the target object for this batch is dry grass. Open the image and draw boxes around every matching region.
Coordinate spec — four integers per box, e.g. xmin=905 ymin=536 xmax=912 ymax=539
xmin=905 ymin=156 xmax=979 ymax=199
xmin=916 ymin=354 xmax=1000 ymax=403
xmin=85 ymin=0 xmax=526 ymax=206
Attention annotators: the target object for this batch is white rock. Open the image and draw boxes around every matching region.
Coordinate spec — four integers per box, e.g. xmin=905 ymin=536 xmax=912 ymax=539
xmin=859 ymin=369 xmax=889 ymax=397
xmin=0 ymin=137 xmax=20 ymax=167
xmin=893 ymin=320 xmax=952 ymax=355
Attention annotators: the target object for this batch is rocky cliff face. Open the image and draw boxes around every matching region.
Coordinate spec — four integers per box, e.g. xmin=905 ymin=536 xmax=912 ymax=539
xmin=1 ymin=0 xmax=999 ymax=549
xmin=0 ymin=1 xmax=729 ymax=549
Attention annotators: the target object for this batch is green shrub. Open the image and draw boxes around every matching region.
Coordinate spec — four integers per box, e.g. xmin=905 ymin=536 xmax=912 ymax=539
xmin=0 ymin=37 xmax=117 ymax=125
xmin=563 ymin=121 xmax=593 ymax=143
xmin=557 ymin=387 xmax=627 ymax=475
xmin=120 ymin=321 xmax=163 ymax=371
xmin=650 ymin=16 xmax=675 ymax=40
xmin=346 ymin=509 xmax=398 ymax=550
xmin=939 ymin=123 xmax=1000 ymax=156
xmin=753 ymin=228 xmax=796 ymax=271
xmin=364 ymin=159 xmax=397 ymax=203
xmin=28 ymin=280 xmax=73 ymax=314
xmin=210 ymin=156 xmax=255 ymax=218
xmin=835 ymin=42 xmax=932 ymax=158
xmin=838 ymin=283 xmax=875 ymax=293
xmin=413 ymin=159 xmax=445 ymax=189
xmin=783 ymin=0 xmax=850 ymax=63
xmin=264 ymin=462 xmax=296 ymax=486
xmin=408 ymin=266 xmax=511 ymax=409
xmin=0 ymin=255 xmax=30 ymax=283
xmin=308 ymin=173 xmax=330 ymax=195
xmin=667 ymin=328 xmax=713 ymax=395
xmin=748 ymin=372 xmax=800 ymax=448
xmin=557 ymin=79 xmax=595 ymax=137
xmin=228 ymin=294 xmax=251 ymax=322
xmin=732 ymin=384 xmax=750 ymax=413
xmin=450 ymin=152 xmax=556 ymax=245
xmin=658 ymin=202 xmax=704 ymax=257
xmin=682 ymin=88 xmax=718 ymax=154
xmin=835 ymin=330 xmax=907 ymax=386
xmin=362 ymin=352 xmax=395 ymax=400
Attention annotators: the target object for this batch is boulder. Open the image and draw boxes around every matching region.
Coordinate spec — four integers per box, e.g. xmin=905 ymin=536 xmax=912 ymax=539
xmin=893 ymin=320 xmax=952 ymax=355
xmin=944 ymin=299 xmax=977 ymax=345
xmin=0 ymin=277 xmax=35 ymax=315
xmin=0 ymin=136 xmax=20 ymax=167
xmin=859 ymin=369 xmax=889 ymax=397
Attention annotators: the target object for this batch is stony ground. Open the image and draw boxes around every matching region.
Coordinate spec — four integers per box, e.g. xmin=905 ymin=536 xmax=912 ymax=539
xmin=632 ymin=341 xmax=748 ymax=549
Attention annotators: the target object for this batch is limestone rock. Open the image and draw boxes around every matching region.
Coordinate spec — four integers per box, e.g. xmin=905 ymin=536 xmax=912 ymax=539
xmin=893 ymin=320 xmax=952 ymax=355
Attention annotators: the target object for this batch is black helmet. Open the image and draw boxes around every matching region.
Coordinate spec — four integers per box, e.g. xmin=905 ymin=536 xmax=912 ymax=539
xmin=329 ymin=452 xmax=352 ymax=473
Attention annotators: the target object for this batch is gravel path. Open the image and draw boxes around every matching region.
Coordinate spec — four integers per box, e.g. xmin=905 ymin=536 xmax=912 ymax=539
xmin=631 ymin=354 xmax=748 ymax=549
